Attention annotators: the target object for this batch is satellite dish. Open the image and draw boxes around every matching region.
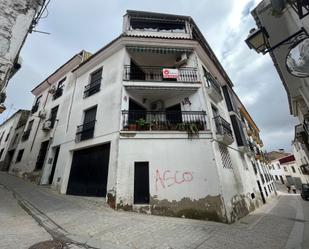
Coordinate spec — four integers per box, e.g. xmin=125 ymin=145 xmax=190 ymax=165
xmin=286 ymin=38 xmax=309 ymax=78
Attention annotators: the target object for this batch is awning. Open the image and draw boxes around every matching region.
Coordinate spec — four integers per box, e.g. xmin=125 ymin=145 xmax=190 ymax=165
xmin=126 ymin=46 xmax=193 ymax=54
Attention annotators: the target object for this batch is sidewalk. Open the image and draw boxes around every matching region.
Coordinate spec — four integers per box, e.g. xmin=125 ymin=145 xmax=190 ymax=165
xmin=0 ymin=172 xmax=301 ymax=249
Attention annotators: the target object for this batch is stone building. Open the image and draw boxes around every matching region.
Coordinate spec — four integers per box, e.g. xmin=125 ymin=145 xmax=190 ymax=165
xmin=0 ymin=109 xmax=30 ymax=171
xmin=7 ymin=10 xmax=276 ymax=223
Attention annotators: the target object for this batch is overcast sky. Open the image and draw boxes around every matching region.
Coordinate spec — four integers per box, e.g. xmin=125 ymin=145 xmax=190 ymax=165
xmin=2 ymin=0 xmax=298 ymax=152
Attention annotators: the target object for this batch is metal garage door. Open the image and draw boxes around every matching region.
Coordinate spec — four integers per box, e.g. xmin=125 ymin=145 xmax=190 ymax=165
xmin=67 ymin=143 xmax=110 ymax=197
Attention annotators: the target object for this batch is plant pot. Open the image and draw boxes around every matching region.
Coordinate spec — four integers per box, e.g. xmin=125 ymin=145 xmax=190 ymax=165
xmin=128 ymin=124 xmax=137 ymax=131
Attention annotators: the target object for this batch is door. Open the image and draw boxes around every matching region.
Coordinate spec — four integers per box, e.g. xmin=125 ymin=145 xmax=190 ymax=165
xmin=81 ymin=106 xmax=97 ymax=140
xmin=134 ymin=162 xmax=149 ymax=204
xmin=49 ymin=146 xmax=60 ymax=184
xmin=257 ymin=180 xmax=266 ymax=204
xmin=35 ymin=140 xmax=50 ymax=170
xmin=166 ymin=104 xmax=182 ymax=124
xmin=4 ymin=150 xmax=15 ymax=171
xmin=67 ymin=143 xmax=110 ymax=197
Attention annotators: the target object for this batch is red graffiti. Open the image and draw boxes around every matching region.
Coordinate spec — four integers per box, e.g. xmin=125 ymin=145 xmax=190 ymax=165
xmin=155 ymin=169 xmax=193 ymax=191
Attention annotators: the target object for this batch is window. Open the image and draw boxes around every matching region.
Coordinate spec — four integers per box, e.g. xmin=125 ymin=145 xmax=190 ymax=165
xmin=292 ymin=166 xmax=296 ymax=173
xmin=12 ymin=133 xmax=19 ymax=145
xmin=53 ymin=78 xmax=65 ymax=100
xmin=0 ymin=132 xmax=4 ymax=143
xmin=275 ymin=175 xmax=279 ymax=180
xmin=4 ymin=129 xmax=11 ymax=142
xmin=32 ymin=95 xmax=41 ymax=113
xmin=49 ymin=106 xmax=59 ymax=128
xmin=84 ymin=68 xmax=102 ymax=98
xmin=0 ymin=149 xmax=4 ymax=159
xmin=277 ymin=163 xmax=281 ymax=169
xmin=284 ymin=166 xmax=287 ymax=172
xmin=76 ymin=106 xmax=97 ymax=142
xmin=22 ymin=120 xmax=34 ymax=141
xmin=16 ymin=149 xmax=24 ymax=162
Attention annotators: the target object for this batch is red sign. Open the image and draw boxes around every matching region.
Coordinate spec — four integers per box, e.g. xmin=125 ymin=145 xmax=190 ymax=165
xmin=162 ymin=68 xmax=179 ymax=79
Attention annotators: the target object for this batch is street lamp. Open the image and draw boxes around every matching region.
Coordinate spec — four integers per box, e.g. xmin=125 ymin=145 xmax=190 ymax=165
xmin=245 ymin=28 xmax=269 ymax=54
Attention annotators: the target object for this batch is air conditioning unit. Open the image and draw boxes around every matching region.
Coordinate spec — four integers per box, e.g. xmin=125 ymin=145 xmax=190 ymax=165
xmin=42 ymin=120 xmax=52 ymax=131
xmin=150 ymin=100 xmax=164 ymax=111
xmin=48 ymin=85 xmax=57 ymax=94
xmin=38 ymin=110 xmax=47 ymax=119
xmin=175 ymin=53 xmax=188 ymax=67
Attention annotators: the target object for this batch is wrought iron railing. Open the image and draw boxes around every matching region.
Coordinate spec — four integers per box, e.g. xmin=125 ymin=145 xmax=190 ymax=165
xmin=213 ymin=116 xmax=233 ymax=139
xmin=84 ymin=79 xmax=101 ymax=98
xmin=31 ymin=103 xmax=39 ymax=114
xmin=122 ymin=110 xmax=206 ymax=131
xmin=53 ymin=88 xmax=63 ymax=100
xmin=123 ymin=66 xmax=199 ymax=83
xmin=75 ymin=120 xmax=96 ymax=142
xmin=205 ymin=72 xmax=222 ymax=95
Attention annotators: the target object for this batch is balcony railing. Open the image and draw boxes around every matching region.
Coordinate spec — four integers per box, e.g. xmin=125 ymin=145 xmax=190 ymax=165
xmin=75 ymin=120 xmax=96 ymax=142
xmin=22 ymin=129 xmax=31 ymax=141
xmin=213 ymin=116 xmax=233 ymax=139
xmin=31 ymin=103 xmax=39 ymax=114
xmin=53 ymin=88 xmax=63 ymax=100
xmin=84 ymin=79 xmax=101 ymax=98
xmin=122 ymin=110 xmax=206 ymax=131
xmin=205 ymin=72 xmax=221 ymax=95
xmin=123 ymin=66 xmax=199 ymax=83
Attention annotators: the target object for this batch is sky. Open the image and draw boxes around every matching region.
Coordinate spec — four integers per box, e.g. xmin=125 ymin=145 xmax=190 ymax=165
xmin=2 ymin=0 xmax=298 ymax=152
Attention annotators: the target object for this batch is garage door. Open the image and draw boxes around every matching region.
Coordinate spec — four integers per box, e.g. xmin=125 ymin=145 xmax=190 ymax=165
xmin=67 ymin=143 xmax=110 ymax=197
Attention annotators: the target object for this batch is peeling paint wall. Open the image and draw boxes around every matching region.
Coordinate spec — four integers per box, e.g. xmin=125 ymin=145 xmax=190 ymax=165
xmin=0 ymin=0 xmax=42 ymax=91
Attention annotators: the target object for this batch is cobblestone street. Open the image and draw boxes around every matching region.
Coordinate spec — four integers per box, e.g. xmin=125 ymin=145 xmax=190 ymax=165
xmin=0 ymin=172 xmax=308 ymax=249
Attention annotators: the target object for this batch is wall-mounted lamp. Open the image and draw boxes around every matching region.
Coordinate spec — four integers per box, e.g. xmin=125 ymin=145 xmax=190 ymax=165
xmin=246 ymin=27 xmax=308 ymax=54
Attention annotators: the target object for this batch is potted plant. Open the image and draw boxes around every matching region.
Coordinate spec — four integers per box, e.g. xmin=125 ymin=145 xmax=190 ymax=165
xmin=136 ymin=118 xmax=149 ymax=131
xmin=128 ymin=123 xmax=138 ymax=131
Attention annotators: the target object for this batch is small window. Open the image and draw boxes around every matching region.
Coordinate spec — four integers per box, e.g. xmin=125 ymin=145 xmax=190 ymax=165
xmin=84 ymin=68 xmax=102 ymax=98
xmin=292 ymin=166 xmax=296 ymax=173
xmin=27 ymin=120 xmax=34 ymax=131
xmin=58 ymin=77 xmax=66 ymax=89
xmin=12 ymin=133 xmax=19 ymax=145
xmin=0 ymin=148 xmax=4 ymax=159
xmin=4 ymin=131 xmax=10 ymax=142
xmin=49 ymin=106 xmax=59 ymax=128
xmin=16 ymin=149 xmax=24 ymax=162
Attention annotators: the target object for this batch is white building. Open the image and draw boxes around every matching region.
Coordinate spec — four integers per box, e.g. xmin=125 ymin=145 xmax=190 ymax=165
xmin=247 ymin=0 xmax=309 ymax=185
xmin=8 ymin=10 xmax=276 ymax=223
xmin=0 ymin=0 xmax=45 ymax=106
xmin=0 ymin=110 xmax=30 ymax=171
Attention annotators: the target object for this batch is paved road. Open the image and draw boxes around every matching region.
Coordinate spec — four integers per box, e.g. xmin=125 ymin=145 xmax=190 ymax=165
xmin=0 ymin=172 xmax=308 ymax=249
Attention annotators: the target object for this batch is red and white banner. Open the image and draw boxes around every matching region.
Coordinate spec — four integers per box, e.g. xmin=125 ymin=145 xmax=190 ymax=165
xmin=162 ymin=68 xmax=179 ymax=79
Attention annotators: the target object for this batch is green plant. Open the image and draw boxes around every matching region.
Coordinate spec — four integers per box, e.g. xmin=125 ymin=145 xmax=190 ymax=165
xmin=136 ymin=118 xmax=149 ymax=130
xmin=176 ymin=122 xmax=199 ymax=138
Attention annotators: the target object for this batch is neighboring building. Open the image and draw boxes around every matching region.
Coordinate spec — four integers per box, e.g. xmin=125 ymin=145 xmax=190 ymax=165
xmin=8 ymin=10 xmax=275 ymax=223
xmin=292 ymin=139 xmax=309 ymax=183
xmin=0 ymin=0 xmax=45 ymax=108
xmin=268 ymin=150 xmax=309 ymax=188
xmin=9 ymin=50 xmax=91 ymax=183
xmin=0 ymin=110 xmax=30 ymax=171
xmin=247 ymin=1 xmax=309 ymax=186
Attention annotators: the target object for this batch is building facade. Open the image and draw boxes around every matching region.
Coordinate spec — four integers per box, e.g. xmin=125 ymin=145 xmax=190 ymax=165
xmin=0 ymin=0 xmax=45 ymax=106
xmin=7 ymin=11 xmax=276 ymax=223
xmin=248 ymin=0 xmax=309 ymax=183
xmin=0 ymin=110 xmax=30 ymax=171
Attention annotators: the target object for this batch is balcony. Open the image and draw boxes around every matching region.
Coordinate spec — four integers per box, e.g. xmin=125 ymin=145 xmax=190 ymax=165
xmin=123 ymin=66 xmax=199 ymax=86
xmin=122 ymin=110 xmax=206 ymax=135
xmin=52 ymin=88 xmax=63 ymax=100
xmin=205 ymin=72 xmax=223 ymax=103
xmin=213 ymin=116 xmax=234 ymax=145
xmin=31 ymin=103 xmax=39 ymax=114
xmin=75 ymin=120 xmax=96 ymax=142
xmin=22 ymin=129 xmax=31 ymax=141
xmin=84 ymin=79 xmax=101 ymax=98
